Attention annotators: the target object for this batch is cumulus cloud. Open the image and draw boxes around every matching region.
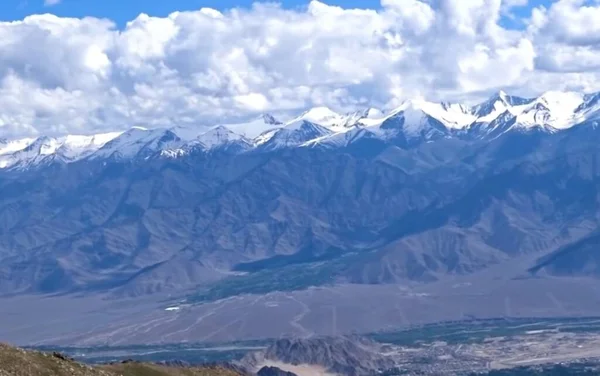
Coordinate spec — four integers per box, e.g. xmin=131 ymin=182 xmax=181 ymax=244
xmin=0 ymin=0 xmax=599 ymax=137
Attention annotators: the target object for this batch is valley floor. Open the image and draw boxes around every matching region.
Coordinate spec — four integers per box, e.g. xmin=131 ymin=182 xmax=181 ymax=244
xmin=3 ymin=276 xmax=600 ymax=347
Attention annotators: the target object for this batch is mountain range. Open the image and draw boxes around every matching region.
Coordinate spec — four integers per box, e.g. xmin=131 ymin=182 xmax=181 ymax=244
xmin=2 ymin=90 xmax=600 ymax=170
xmin=3 ymin=90 xmax=600 ymax=344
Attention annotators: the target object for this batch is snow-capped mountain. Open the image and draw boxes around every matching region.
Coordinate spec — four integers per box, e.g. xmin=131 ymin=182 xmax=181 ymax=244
xmin=378 ymin=103 xmax=452 ymax=147
xmin=304 ymin=99 xmax=473 ymax=148
xmin=393 ymin=99 xmax=476 ymax=130
xmin=472 ymin=90 xmax=532 ymax=120
xmin=294 ymin=107 xmax=347 ymax=130
xmin=256 ymin=120 xmax=333 ymax=150
xmin=574 ymin=92 xmax=600 ymax=126
xmin=4 ymin=90 xmax=600 ymax=170
xmin=196 ymin=125 xmax=252 ymax=150
xmin=339 ymin=108 xmax=385 ymax=128
xmin=0 ymin=137 xmax=36 ymax=155
xmin=91 ymin=127 xmax=181 ymax=160
xmin=505 ymin=91 xmax=585 ymax=130
xmin=292 ymin=106 xmax=387 ymax=131
xmin=0 ymin=137 xmax=37 ymax=168
xmin=0 ymin=132 xmax=121 ymax=169
xmin=57 ymin=133 xmax=124 ymax=160
xmin=466 ymin=91 xmax=591 ymax=138
xmin=1 ymin=136 xmax=62 ymax=168
xmin=165 ymin=125 xmax=253 ymax=157
xmin=221 ymin=113 xmax=283 ymax=139
xmin=303 ymin=125 xmax=382 ymax=149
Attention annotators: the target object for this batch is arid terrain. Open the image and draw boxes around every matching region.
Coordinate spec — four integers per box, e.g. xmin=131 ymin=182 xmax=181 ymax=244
xmin=15 ymin=317 xmax=600 ymax=376
xmin=0 ymin=343 xmax=242 ymax=376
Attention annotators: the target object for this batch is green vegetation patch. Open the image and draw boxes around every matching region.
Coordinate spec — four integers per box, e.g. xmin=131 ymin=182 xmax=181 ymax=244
xmin=188 ymin=257 xmax=352 ymax=303
xmin=369 ymin=317 xmax=600 ymax=346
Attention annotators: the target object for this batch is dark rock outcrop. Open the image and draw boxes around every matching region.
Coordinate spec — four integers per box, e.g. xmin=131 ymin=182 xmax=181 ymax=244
xmin=243 ymin=336 xmax=395 ymax=376
xmin=257 ymin=366 xmax=297 ymax=376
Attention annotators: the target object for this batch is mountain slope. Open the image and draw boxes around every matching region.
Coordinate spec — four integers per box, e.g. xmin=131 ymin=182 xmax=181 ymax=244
xmin=1 ymin=120 xmax=600 ymax=298
xmin=0 ymin=343 xmax=243 ymax=376
xmin=256 ymin=120 xmax=333 ymax=150
xmin=0 ymin=133 xmax=121 ymax=169
xmin=91 ymin=127 xmax=182 ymax=160
xmin=2 ymin=90 xmax=600 ymax=305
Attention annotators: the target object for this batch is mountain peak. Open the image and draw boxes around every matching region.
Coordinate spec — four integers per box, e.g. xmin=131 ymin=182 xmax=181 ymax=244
xmin=283 ymin=119 xmax=320 ymax=131
xmin=5 ymin=89 xmax=600 ymax=169
xmin=339 ymin=108 xmax=385 ymax=128
xmin=261 ymin=113 xmax=282 ymax=125
xmin=537 ymin=91 xmax=584 ymax=109
xmin=496 ymin=90 xmax=508 ymax=102
xmin=473 ymin=91 xmax=528 ymax=120
xmin=27 ymin=136 xmax=61 ymax=155
xmin=392 ymin=99 xmax=475 ymax=130
xmin=202 ymin=125 xmax=242 ymax=138
xmin=297 ymin=106 xmax=342 ymax=127
xmin=258 ymin=119 xmax=332 ymax=150
xmin=197 ymin=125 xmax=248 ymax=150
xmin=301 ymin=106 xmax=339 ymax=118
xmin=220 ymin=114 xmax=283 ymax=139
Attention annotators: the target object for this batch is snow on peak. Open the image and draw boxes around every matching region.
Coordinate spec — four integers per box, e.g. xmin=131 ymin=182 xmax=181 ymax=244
xmin=222 ymin=114 xmax=283 ymax=139
xmin=164 ymin=125 xmax=251 ymax=156
xmin=489 ymin=90 xmax=525 ymax=106
xmin=303 ymin=125 xmax=380 ymax=149
xmin=169 ymin=126 xmax=206 ymax=141
xmin=0 ymin=132 xmax=122 ymax=169
xmin=340 ymin=108 xmax=386 ymax=127
xmin=573 ymin=91 xmax=600 ymax=123
xmin=283 ymin=119 xmax=316 ymax=131
xmin=0 ymin=137 xmax=36 ymax=157
xmin=393 ymin=99 xmax=476 ymax=130
xmin=30 ymin=136 xmax=61 ymax=155
xmin=364 ymin=108 xmax=383 ymax=119
xmin=197 ymin=125 xmax=249 ymax=149
xmin=298 ymin=106 xmax=389 ymax=130
xmin=537 ymin=91 xmax=584 ymax=113
xmin=298 ymin=106 xmax=341 ymax=125
xmin=0 ymin=136 xmax=60 ymax=168
xmin=293 ymin=106 xmax=369 ymax=132
xmin=511 ymin=91 xmax=585 ymax=130
xmin=58 ymin=132 xmax=123 ymax=160
xmin=92 ymin=127 xmax=181 ymax=159
xmin=472 ymin=91 xmax=533 ymax=125
xmin=4 ymin=89 xmax=600 ymax=168
xmin=257 ymin=119 xmax=332 ymax=149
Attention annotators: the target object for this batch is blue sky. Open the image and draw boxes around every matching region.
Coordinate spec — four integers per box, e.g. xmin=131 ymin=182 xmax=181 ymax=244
xmin=3 ymin=0 xmax=550 ymax=27
xmin=4 ymin=0 xmax=382 ymax=26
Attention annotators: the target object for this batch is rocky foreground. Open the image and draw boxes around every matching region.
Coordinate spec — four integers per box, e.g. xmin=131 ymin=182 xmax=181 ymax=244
xmin=0 ymin=343 xmax=246 ymax=376
xmin=0 ymin=336 xmax=389 ymax=376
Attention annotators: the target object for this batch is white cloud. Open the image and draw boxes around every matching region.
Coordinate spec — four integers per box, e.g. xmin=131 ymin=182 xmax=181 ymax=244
xmin=526 ymin=0 xmax=600 ymax=78
xmin=0 ymin=0 xmax=599 ymax=137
